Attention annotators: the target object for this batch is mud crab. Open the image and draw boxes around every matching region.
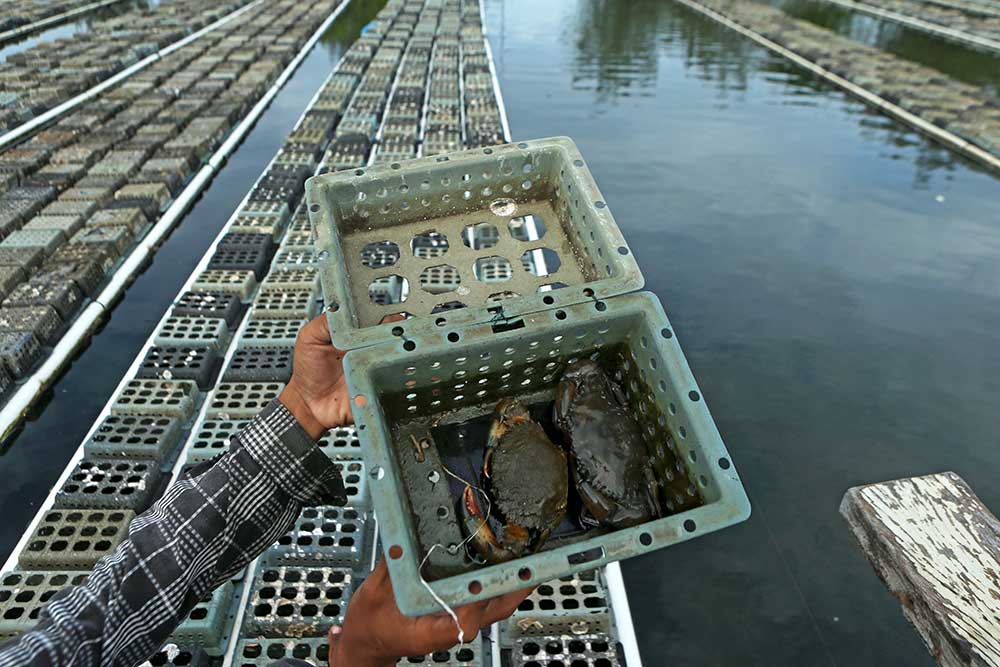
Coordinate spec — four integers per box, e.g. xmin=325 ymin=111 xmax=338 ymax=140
xmin=462 ymin=399 xmax=568 ymax=564
xmin=555 ymin=360 xmax=663 ymax=529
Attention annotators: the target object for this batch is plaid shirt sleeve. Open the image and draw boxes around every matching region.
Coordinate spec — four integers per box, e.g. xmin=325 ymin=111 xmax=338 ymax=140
xmin=0 ymin=399 xmax=345 ymax=667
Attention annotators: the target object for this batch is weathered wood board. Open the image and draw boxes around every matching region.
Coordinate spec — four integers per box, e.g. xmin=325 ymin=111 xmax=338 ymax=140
xmin=841 ymin=472 xmax=1000 ymax=667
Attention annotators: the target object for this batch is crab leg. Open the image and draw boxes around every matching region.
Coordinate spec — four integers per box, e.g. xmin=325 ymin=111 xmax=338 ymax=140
xmin=461 ymin=486 xmax=518 ymax=564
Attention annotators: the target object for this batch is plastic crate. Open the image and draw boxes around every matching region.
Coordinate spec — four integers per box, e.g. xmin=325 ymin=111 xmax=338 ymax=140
xmin=307 ymin=137 xmax=643 ymax=350
xmin=233 ymin=638 xmax=328 ymax=667
xmin=222 ymin=346 xmax=293 ymax=383
xmin=239 ymin=318 xmax=304 ymax=349
xmin=512 ymin=636 xmax=621 ymax=667
xmin=243 ymin=565 xmax=354 ymax=637
xmin=84 ymin=413 xmax=182 ymax=460
xmin=111 ymin=378 xmax=199 ymax=419
xmin=342 ymin=292 xmax=749 ymax=615
xmin=0 ymin=571 xmax=89 ymax=640
xmin=185 ymin=418 xmax=249 ymax=465
xmin=206 ymin=382 xmax=284 ymax=418
xmin=0 ymin=304 xmax=62 ymax=344
xmin=265 ymin=506 xmax=369 ymax=568
xmin=192 ymin=269 xmax=258 ymax=301
xmin=0 ymin=330 xmax=42 ymax=378
xmin=169 ymin=580 xmax=234 ymax=653
xmin=19 ymin=509 xmax=134 ymax=570
xmin=137 ymin=645 xmax=211 ymax=667
xmin=500 ymin=570 xmax=611 ymax=640
xmin=55 ymin=458 xmax=163 ymax=511
xmin=398 ymin=641 xmax=482 ymax=666
xmin=316 ymin=426 xmax=362 ymax=461
xmin=154 ymin=316 xmax=230 ymax=351
xmin=137 ymin=345 xmax=220 ymax=390
xmin=251 ymin=287 xmax=316 ymax=321
xmin=172 ymin=291 xmax=241 ymax=327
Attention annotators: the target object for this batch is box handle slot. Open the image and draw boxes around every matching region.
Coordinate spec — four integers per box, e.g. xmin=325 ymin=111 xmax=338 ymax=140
xmin=567 ymin=546 xmax=605 ymax=565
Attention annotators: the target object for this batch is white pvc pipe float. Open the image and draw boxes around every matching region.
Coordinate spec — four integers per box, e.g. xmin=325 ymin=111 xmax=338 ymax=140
xmin=0 ymin=0 xmax=353 ymax=443
xmin=0 ymin=0 xmax=265 ymax=151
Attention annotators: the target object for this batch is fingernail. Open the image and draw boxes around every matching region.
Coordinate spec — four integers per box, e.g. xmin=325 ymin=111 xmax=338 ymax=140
xmin=330 ymin=625 xmax=342 ymax=635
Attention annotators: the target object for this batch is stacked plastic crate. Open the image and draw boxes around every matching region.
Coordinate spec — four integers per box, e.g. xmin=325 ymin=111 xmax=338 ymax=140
xmin=458 ymin=0 xmax=502 ymax=148
xmin=0 ymin=0 xmax=347 ymax=401
xmin=0 ymin=0 xmax=246 ymax=132
xmin=421 ymin=6 xmax=462 ymax=157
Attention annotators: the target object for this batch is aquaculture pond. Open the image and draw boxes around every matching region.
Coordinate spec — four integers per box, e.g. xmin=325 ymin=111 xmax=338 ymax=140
xmin=486 ymin=0 xmax=998 ymax=665
xmin=2 ymin=0 xmax=999 ymax=665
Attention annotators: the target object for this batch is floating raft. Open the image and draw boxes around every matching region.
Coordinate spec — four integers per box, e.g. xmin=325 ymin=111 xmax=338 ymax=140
xmin=0 ymin=1 xmax=645 ymax=665
xmin=0 ymin=0 xmax=360 ymax=440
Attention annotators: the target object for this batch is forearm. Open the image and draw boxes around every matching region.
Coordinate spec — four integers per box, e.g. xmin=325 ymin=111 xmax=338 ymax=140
xmin=0 ymin=399 xmax=345 ymax=667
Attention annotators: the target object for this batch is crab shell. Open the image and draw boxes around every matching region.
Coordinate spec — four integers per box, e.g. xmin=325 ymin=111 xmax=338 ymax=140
xmin=554 ymin=360 xmax=662 ymax=529
xmin=462 ymin=399 xmax=568 ymax=563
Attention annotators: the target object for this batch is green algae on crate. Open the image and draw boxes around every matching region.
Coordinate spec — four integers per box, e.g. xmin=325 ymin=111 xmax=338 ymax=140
xmin=84 ymin=413 xmax=183 ymax=461
xmin=169 ymin=581 xmax=235 ymax=654
xmin=264 ymin=506 xmax=369 ymax=569
xmin=19 ymin=509 xmax=134 ymax=570
xmin=242 ymin=565 xmax=355 ymax=638
xmin=0 ymin=571 xmax=89 ymax=640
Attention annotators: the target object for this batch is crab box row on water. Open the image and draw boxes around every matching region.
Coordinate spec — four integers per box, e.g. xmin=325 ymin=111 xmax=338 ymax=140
xmin=306 ymin=137 xmax=750 ymax=616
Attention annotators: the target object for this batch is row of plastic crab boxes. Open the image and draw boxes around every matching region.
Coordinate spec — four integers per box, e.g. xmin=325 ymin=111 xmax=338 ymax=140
xmin=1 ymin=0 xmax=106 ymax=32
xmin=0 ymin=0 xmax=246 ymax=132
xmin=0 ymin=0 xmax=346 ymax=400
xmin=0 ymin=2 xmax=390 ymax=651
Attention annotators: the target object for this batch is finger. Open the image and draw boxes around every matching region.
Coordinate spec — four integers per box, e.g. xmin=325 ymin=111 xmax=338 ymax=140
xmin=326 ymin=625 xmax=343 ymax=666
xmin=300 ymin=314 xmax=332 ymax=345
xmin=479 ymin=586 xmax=534 ymax=627
xmin=420 ymin=600 xmax=489 ymax=647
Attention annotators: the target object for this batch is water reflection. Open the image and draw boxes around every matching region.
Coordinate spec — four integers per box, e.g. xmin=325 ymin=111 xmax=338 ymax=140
xmin=767 ymin=0 xmax=1000 ymax=97
xmin=489 ymin=0 xmax=999 ymax=664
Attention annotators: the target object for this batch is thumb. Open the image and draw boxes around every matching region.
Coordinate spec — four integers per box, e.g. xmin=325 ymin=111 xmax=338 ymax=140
xmin=327 ymin=625 xmax=343 ymax=666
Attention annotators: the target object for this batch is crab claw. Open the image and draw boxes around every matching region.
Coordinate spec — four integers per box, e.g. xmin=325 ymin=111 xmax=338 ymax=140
xmin=461 ymin=486 xmax=517 ymax=564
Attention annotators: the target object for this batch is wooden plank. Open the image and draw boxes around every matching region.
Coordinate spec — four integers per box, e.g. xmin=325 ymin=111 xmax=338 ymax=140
xmin=840 ymin=472 xmax=1000 ymax=666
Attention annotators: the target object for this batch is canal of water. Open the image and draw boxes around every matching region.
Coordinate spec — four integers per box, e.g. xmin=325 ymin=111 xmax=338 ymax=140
xmin=3 ymin=0 xmax=1000 ymax=664
xmin=0 ymin=1 xmax=159 ymax=63
xmin=767 ymin=0 xmax=1000 ymax=97
xmin=0 ymin=0 xmax=385 ymax=570
xmin=484 ymin=0 xmax=998 ymax=664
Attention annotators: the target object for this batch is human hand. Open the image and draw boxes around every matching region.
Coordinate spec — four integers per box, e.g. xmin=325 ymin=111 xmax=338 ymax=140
xmin=279 ymin=314 xmax=351 ymax=440
xmin=328 ymin=559 xmax=532 ymax=667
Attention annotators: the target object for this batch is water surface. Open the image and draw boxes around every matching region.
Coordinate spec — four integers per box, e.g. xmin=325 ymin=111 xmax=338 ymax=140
xmin=485 ymin=0 xmax=998 ymax=664
xmin=0 ymin=0 xmax=385 ymax=567
xmin=768 ymin=0 xmax=1000 ymax=97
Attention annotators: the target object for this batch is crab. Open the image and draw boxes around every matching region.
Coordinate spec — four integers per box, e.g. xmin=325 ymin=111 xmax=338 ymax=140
xmin=554 ymin=360 xmax=663 ymax=529
xmin=462 ymin=399 xmax=569 ymax=564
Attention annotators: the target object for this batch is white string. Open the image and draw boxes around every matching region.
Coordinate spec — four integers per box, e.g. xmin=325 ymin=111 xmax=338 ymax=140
xmin=416 ymin=462 xmax=493 ymax=646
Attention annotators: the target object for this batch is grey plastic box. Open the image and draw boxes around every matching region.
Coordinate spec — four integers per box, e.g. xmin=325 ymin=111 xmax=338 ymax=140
xmin=343 ymin=292 xmax=749 ymax=615
xmin=307 ymin=137 xmax=643 ymax=350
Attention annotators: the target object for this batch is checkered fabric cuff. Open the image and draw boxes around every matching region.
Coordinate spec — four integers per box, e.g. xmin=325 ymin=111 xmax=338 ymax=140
xmin=237 ymin=398 xmax=347 ymax=506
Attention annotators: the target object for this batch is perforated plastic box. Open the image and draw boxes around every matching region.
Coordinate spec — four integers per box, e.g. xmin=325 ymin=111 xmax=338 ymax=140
xmin=243 ymin=565 xmax=354 ymax=637
xmin=264 ymin=506 xmax=369 ymax=569
xmin=343 ymin=292 xmax=749 ymax=615
xmin=0 ymin=571 xmax=89 ymax=639
xmin=55 ymin=458 xmax=162 ymax=511
xmin=512 ymin=635 xmax=621 ymax=667
xmin=500 ymin=570 xmax=611 ymax=640
xmin=111 ymin=378 xmax=199 ymax=419
xmin=19 ymin=509 xmax=134 ymax=570
xmin=170 ymin=581 xmax=234 ymax=653
xmin=84 ymin=414 xmax=183 ymax=460
xmin=206 ymin=382 xmax=284 ymax=418
xmin=233 ymin=638 xmax=328 ymax=667
xmin=307 ymin=137 xmax=643 ymax=350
